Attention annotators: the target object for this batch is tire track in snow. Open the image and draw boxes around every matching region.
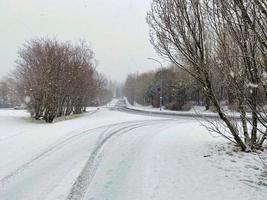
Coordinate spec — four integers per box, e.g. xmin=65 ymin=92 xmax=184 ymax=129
xmin=0 ymin=119 xmax=163 ymax=188
xmin=67 ymin=120 xmax=166 ymax=200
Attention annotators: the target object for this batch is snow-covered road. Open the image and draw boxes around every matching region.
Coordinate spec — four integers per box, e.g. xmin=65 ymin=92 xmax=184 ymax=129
xmin=0 ymin=105 xmax=266 ymax=200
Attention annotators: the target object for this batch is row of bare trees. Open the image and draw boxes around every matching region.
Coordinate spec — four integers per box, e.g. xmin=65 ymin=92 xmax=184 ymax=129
xmin=0 ymin=77 xmax=19 ymax=108
xmin=123 ymin=67 xmax=206 ymax=110
xmin=14 ymin=38 xmax=111 ymax=123
xmin=147 ymin=0 xmax=267 ymax=151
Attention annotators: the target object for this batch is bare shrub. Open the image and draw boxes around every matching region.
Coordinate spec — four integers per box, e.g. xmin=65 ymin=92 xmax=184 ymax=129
xmin=14 ymin=38 xmax=99 ymax=123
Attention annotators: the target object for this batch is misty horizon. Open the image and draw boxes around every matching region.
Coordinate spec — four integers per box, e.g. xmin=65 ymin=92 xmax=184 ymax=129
xmin=0 ymin=0 xmax=164 ymax=82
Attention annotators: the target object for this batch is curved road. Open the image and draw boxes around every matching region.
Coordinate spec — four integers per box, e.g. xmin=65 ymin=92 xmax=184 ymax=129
xmin=0 ymin=106 xmax=266 ymax=200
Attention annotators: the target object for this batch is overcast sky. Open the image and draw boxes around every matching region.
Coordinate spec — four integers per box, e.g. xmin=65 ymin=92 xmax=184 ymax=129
xmin=0 ymin=0 xmax=165 ymax=82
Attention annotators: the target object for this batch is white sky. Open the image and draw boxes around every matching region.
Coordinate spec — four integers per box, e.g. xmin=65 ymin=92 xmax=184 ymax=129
xmin=0 ymin=0 xmax=164 ymax=82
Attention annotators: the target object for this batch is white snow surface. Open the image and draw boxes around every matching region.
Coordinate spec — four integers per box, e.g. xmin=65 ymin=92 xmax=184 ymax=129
xmin=0 ymin=104 xmax=266 ymax=200
xmin=123 ymin=98 xmax=246 ymax=119
xmin=124 ymin=97 xmax=213 ymax=115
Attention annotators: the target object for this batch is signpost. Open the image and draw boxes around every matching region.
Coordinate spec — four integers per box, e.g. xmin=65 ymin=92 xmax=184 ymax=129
xmin=147 ymin=58 xmax=163 ymax=111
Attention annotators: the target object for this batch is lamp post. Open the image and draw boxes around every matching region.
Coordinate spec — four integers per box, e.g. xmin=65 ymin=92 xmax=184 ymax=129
xmin=147 ymin=57 xmax=163 ymax=111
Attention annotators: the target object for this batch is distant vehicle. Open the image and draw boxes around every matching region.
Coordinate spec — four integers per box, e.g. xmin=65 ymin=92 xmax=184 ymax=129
xmin=14 ymin=105 xmax=26 ymax=110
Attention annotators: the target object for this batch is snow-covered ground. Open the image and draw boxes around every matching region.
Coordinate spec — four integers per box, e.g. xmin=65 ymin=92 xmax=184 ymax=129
xmin=0 ymin=104 xmax=266 ymax=200
xmin=123 ymin=98 xmax=244 ymax=119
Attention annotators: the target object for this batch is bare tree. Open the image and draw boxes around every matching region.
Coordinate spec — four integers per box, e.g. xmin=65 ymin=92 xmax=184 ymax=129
xmin=147 ymin=0 xmax=267 ymax=151
xmin=123 ymin=74 xmax=137 ymax=105
xmin=14 ymin=38 xmax=99 ymax=123
xmin=0 ymin=76 xmax=19 ymax=107
xmin=95 ymin=72 xmax=114 ymax=106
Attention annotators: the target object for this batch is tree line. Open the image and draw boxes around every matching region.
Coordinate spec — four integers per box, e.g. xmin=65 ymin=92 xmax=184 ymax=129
xmin=124 ymin=66 xmax=207 ymax=110
xmin=0 ymin=38 xmax=113 ymax=122
xmin=140 ymin=0 xmax=266 ymax=151
xmin=0 ymin=77 xmax=19 ymax=108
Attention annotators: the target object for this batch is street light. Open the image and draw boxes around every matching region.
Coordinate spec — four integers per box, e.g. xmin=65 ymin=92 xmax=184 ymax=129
xmin=147 ymin=57 xmax=163 ymax=111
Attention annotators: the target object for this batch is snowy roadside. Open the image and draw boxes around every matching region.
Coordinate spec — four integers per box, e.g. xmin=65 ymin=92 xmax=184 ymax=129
xmin=0 ymin=107 xmax=163 ymax=181
xmin=77 ymin=118 xmax=267 ymax=200
xmin=0 ymin=107 xmax=168 ymax=199
xmin=121 ymin=98 xmax=253 ymax=120
xmin=114 ymin=99 xmax=267 ymax=191
xmin=0 ymin=105 xmax=266 ymax=199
